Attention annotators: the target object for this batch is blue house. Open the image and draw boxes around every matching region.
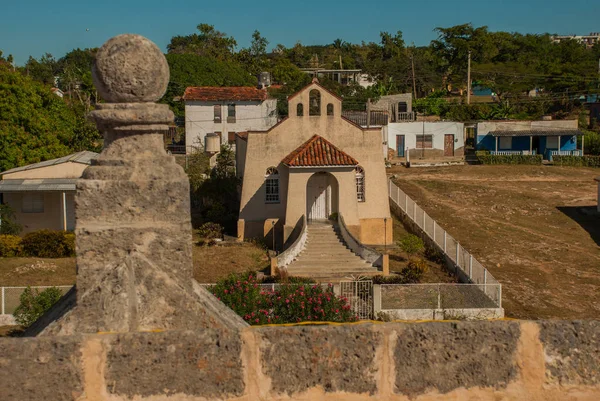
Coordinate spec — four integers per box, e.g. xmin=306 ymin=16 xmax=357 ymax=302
xmin=475 ymin=121 xmax=584 ymax=161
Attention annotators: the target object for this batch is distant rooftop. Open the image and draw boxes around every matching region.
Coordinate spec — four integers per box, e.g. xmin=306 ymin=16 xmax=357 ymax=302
xmin=1 ymin=150 xmax=99 ymax=175
xmin=182 ymin=87 xmax=268 ymax=102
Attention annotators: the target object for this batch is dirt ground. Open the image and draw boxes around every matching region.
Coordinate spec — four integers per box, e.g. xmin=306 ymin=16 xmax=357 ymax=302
xmin=389 ymin=164 xmax=600 ymax=320
xmin=0 ymin=241 xmax=270 ymax=287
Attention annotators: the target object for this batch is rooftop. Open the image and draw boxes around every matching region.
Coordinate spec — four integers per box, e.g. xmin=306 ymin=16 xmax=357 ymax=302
xmin=282 ymin=135 xmax=359 ymax=167
xmin=182 ymin=87 xmax=268 ymax=102
xmin=1 ymin=150 xmax=99 ymax=175
xmin=490 ymin=129 xmax=585 ymax=137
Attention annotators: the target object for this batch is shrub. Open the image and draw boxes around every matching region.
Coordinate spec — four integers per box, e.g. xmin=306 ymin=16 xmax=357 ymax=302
xmin=328 ymin=212 xmax=339 ymax=221
xmin=401 ymin=258 xmax=428 ymax=283
xmin=20 ymin=230 xmax=75 ymax=258
xmin=13 ymin=286 xmax=64 ymax=327
xmin=424 ymin=246 xmax=445 ymax=264
xmin=398 ymin=234 xmax=424 ymax=258
xmin=209 ymin=272 xmax=357 ymax=325
xmin=477 ymin=154 xmax=542 ymax=165
xmin=0 ymin=204 xmax=21 ymax=235
xmin=0 ymin=234 xmax=22 ymax=257
xmin=197 ymin=222 xmax=224 ymax=239
xmin=553 ymin=155 xmax=600 ymax=167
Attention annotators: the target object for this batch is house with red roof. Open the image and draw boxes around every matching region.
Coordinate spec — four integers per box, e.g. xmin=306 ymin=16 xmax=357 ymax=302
xmin=236 ymin=80 xmax=392 ymax=277
xmin=182 ymin=86 xmax=278 ymax=153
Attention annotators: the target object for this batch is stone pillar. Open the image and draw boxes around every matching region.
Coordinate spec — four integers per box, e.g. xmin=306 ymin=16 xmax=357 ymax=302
xmin=33 ymin=34 xmax=246 ymax=336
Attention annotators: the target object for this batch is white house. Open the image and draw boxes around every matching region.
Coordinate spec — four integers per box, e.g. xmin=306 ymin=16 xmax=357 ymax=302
xmin=183 ymin=87 xmax=278 ymax=153
xmin=0 ymin=151 xmax=98 ymax=233
xmin=387 ymin=122 xmax=465 ymax=160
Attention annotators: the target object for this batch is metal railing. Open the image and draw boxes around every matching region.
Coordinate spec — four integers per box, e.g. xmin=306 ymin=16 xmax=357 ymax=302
xmin=379 ymin=284 xmax=501 ymax=310
xmin=491 ymin=150 xmax=536 ymax=156
xmin=396 ymin=112 xmax=416 ymax=122
xmin=1 ymin=286 xmax=73 ymax=315
xmin=388 ymin=180 xmax=501 ymax=294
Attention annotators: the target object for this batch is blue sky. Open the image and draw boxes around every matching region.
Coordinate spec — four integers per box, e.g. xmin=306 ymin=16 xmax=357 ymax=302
xmin=2 ymin=0 xmax=599 ymax=65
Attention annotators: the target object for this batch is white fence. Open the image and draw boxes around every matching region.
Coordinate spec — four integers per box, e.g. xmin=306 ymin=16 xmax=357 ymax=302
xmin=379 ymin=284 xmax=501 ymax=310
xmin=1 ymin=286 xmax=73 ymax=315
xmin=388 ymin=180 xmax=501 ymax=293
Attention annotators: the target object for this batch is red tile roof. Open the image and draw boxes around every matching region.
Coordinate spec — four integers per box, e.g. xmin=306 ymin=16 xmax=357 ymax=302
xmin=282 ymin=135 xmax=359 ymax=167
xmin=183 ymin=87 xmax=268 ymax=102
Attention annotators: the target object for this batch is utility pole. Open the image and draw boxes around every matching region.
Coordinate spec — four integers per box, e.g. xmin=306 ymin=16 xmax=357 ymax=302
xmin=467 ymin=50 xmax=472 ymax=105
xmin=411 ymin=54 xmax=417 ymax=100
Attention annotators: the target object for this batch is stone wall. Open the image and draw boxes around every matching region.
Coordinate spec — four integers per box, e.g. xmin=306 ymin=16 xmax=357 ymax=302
xmin=1 ymin=321 xmax=599 ymax=400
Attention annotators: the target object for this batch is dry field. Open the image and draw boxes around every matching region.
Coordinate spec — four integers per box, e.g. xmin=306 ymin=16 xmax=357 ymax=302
xmin=390 ymin=164 xmax=600 ymax=319
xmin=0 ymin=241 xmax=270 ymax=288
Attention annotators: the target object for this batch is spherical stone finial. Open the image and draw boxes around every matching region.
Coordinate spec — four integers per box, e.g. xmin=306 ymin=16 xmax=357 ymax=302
xmin=93 ymin=34 xmax=169 ymax=103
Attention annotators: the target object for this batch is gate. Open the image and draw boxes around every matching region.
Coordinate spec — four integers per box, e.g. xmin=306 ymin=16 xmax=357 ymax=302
xmin=396 ymin=135 xmax=405 ymax=157
xmin=340 ymin=280 xmax=374 ymax=320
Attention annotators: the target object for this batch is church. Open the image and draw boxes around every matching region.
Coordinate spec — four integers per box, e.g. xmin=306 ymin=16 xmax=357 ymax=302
xmin=236 ymin=79 xmax=392 ymax=250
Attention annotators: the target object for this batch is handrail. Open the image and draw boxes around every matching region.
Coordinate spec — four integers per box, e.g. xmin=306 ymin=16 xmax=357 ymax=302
xmin=337 ymin=214 xmax=384 ymax=267
xmin=276 ymin=215 xmax=307 ymax=268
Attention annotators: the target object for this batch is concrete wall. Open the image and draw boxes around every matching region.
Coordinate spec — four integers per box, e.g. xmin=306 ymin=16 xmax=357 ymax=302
xmin=388 ymin=122 xmax=465 ymax=158
xmin=185 ymin=100 xmax=278 ymax=150
xmin=1 ymin=321 xmax=599 ymax=400
xmin=3 ymin=191 xmax=75 ymax=233
xmin=239 ymin=82 xmax=391 ymax=245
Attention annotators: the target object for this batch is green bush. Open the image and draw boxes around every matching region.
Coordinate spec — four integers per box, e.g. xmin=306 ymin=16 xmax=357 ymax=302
xmin=424 ymin=246 xmax=445 ymax=264
xmin=398 ymin=234 xmax=424 ymax=258
xmin=209 ymin=272 xmax=357 ymax=325
xmin=13 ymin=286 xmax=64 ymax=327
xmin=0 ymin=204 xmax=21 ymax=235
xmin=477 ymin=154 xmax=542 ymax=165
xmin=0 ymin=235 xmax=22 ymax=257
xmin=197 ymin=222 xmax=224 ymax=239
xmin=20 ymin=230 xmax=75 ymax=258
xmin=401 ymin=258 xmax=429 ymax=283
xmin=553 ymin=155 xmax=600 ymax=167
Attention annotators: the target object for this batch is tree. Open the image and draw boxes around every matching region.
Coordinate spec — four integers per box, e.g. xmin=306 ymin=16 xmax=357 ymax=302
xmin=163 ymin=53 xmax=256 ymax=117
xmin=167 ymin=23 xmax=237 ymax=60
xmin=0 ymin=65 xmax=101 ymax=171
xmin=0 ymin=204 xmax=21 ymax=234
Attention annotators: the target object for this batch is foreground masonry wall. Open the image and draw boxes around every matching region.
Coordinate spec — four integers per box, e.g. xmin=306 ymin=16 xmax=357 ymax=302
xmin=1 ymin=320 xmax=599 ymax=400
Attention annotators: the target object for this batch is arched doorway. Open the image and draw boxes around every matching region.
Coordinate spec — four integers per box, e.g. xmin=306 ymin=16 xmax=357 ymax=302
xmin=306 ymin=172 xmax=338 ymax=223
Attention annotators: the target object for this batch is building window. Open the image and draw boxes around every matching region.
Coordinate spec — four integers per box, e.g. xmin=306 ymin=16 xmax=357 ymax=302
xmin=265 ymin=167 xmax=280 ymax=203
xmin=546 ymin=136 xmax=559 ymax=149
xmin=227 ymin=104 xmax=236 ymax=123
xmin=398 ymin=102 xmax=408 ymax=113
xmin=22 ymin=193 xmax=44 ymax=213
xmin=355 ymin=166 xmax=365 ymax=202
xmin=213 ymin=105 xmax=221 ymax=122
xmin=499 ymin=136 xmax=513 ymax=150
xmin=297 ymin=103 xmax=304 ymax=117
xmin=416 ymin=134 xmax=433 ymax=149
xmin=327 ymin=103 xmax=334 ymax=116
xmin=309 ymin=89 xmax=321 ymax=116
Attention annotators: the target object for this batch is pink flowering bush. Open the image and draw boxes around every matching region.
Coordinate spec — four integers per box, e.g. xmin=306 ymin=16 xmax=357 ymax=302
xmin=209 ymin=272 xmax=357 ymax=325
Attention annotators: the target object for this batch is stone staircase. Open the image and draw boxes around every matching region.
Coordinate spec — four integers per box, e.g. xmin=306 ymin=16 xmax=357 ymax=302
xmin=286 ymin=222 xmax=380 ymax=280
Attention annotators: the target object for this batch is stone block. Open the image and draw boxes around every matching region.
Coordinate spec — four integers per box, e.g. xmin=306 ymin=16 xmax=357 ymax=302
xmin=539 ymin=320 xmax=600 ymax=386
xmin=257 ymin=325 xmax=380 ymax=395
xmin=105 ymin=330 xmax=244 ymax=398
xmin=394 ymin=321 xmax=520 ymax=395
xmin=0 ymin=336 xmax=83 ymax=400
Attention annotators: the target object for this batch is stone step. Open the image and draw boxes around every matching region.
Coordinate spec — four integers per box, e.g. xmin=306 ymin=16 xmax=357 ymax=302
xmin=289 ymin=264 xmax=374 ymax=271
xmin=298 ymin=252 xmax=357 ymax=258
xmin=294 ymin=256 xmax=368 ymax=263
